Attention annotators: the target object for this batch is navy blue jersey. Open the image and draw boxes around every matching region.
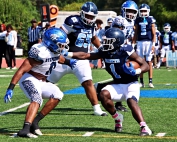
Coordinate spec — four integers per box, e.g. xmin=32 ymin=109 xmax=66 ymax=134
xmin=135 ymin=16 xmax=154 ymax=41
xmin=64 ymin=15 xmax=95 ymax=53
xmin=98 ymin=44 xmax=138 ymax=84
xmin=160 ymin=31 xmax=172 ymax=46
xmin=155 ymin=30 xmax=161 ymax=46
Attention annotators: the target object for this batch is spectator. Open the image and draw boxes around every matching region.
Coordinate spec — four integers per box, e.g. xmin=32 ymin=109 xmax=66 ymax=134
xmin=17 ymin=33 xmax=22 ymax=49
xmin=5 ymin=24 xmax=17 ymax=69
xmin=27 ymin=19 xmax=41 ymax=52
xmin=0 ymin=24 xmax=7 ymax=69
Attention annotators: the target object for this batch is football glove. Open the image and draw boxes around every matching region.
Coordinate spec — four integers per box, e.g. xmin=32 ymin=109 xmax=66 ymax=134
xmin=4 ymin=89 xmax=13 ymax=103
xmin=61 ymin=48 xmax=68 ymax=56
xmin=122 ymin=62 xmax=136 ymax=76
xmin=70 ymin=59 xmax=77 ymax=70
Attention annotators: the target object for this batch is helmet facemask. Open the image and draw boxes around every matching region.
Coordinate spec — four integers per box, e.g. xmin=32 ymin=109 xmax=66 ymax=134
xmin=139 ymin=9 xmax=150 ymax=17
xmin=101 ymin=37 xmax=119 ymax=52
xmin=80 ymin=11 xmax=97 ymax=26
xmin=124 ymin=8 xmax=138 ymax=21
xmin=163 ymin=27 xmax=171 ymax=33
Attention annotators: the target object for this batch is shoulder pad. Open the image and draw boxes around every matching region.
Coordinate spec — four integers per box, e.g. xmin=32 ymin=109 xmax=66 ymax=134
xmin=64 ymin=15 xmax=80 ymax=26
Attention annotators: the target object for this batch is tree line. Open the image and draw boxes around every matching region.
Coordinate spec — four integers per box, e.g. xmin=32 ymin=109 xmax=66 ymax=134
xmin=0 ymin=0 xmax=176 ymax=51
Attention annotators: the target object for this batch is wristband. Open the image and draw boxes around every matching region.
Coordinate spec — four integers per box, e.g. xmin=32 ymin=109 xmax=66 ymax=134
xmin=67 ymin=52 xmax=73 ymax=58
xmin=135 ymin=68 xmax=141 ymax=75
xmin=8 ymin=83 xmax=15 ymax=90
xmin=152 ymin=42 xmax=155 ymax=46
xmin=63 ymin=58 xmax=71 ymax=66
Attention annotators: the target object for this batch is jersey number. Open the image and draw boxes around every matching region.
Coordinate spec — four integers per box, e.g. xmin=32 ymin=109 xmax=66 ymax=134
xmin=75 ymin=31 xmax=92 ymax=48
xmin=45 ymin=62 xmax=56 ymax=75
xmin=140 ymin=25 xmax=147 ymax=35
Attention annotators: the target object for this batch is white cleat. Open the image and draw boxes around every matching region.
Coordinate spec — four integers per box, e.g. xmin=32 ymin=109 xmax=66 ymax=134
xmin=93 ymin=104 xmax=108 ymax=116
xmin=34 ymin=129 xmax=43 ymax=136
xmin=26 ymin=133 xmax=38 ymax=138
xmin=94 ymin=110 xmax=108 ymax=116
xmin=149 ymin=83 xmax=154 ymax=88
xmin=115 ymin=112 xmax=123 ymax=133
xmin=11 ymin=133 xmax=38 ymax=138
xmin=140 ymin=125 xmax=152 ymax=136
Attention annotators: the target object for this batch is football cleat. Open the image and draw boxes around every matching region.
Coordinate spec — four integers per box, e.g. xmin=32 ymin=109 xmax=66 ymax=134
xmin=17 ymin=131 xmax=38 ymax=138
xmin=140 ymin=125 xmax=152 ymax=136
xmin=149 ymin=83 xmax=154 ymax=88
xmin=115 ymin=102 xmax=128 ymax=112
xmin=30 ymin=123 xmax=43 ymax=136
xmin=94 ymin=110 xmax=108 ymax=116
xmin=93 ymin=104 xmax=108 ymax=116
xmin=115 ymin=113 xmax=123 ymax=133
xmin=34 ymin=129 xmax=43 ymax=136
xmin=139 ymin=83 xmax=145 ymax=88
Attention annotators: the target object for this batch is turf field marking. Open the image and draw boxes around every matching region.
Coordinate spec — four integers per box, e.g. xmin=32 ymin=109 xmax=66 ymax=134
xmin=156 ymin=133 xmax=166 ymax=137
xmin=0 ymin=102 xmax=30 ymax=116
xmin=0 ymin=75 xmax=13 ymax=77
xmin=82 ymin=132 xmax=94 ymax=136
xmin=6 ymin=133 xmax=176 ymax=140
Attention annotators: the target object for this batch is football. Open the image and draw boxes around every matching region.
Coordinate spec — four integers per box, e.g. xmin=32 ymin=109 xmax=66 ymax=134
xmin=126 ymin=60 xmax=140 ymax=69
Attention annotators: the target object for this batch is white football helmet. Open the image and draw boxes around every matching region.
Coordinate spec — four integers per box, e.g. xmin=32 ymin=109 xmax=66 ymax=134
xmin=163 ymin=23 xmax=171 ymax=33
xmin=139 ymin=3 xmax=150 ymax=17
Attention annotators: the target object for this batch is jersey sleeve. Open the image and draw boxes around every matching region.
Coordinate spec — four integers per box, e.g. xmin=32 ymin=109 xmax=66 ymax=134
xmin=28 ymin=46 xmax=43 ymax=63
xmin=123 ymin=44 xmax=135 ymax=56
xmin=61 ymin=15 xmax=78 ymax=34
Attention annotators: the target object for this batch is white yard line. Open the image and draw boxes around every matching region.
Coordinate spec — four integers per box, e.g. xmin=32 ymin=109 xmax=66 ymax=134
xmin=82 ymin=132 xmax=94 ymax=137
xmin=0 ymin=102 xmax=30 ymax=116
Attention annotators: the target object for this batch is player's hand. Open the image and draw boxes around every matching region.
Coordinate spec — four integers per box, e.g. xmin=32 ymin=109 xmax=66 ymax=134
xmin=70 ymin=59 xmax=77 ymax=69
xmin=122 ymin=62 xmax=136 ymax=76
xmin=61 ymin=48 xmax=68 ymax=56
xmin=4 ymin=89 xmax=13 ymax=103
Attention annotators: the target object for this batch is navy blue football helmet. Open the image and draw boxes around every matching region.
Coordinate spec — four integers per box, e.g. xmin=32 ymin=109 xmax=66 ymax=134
xmin=43 ymin=28 xmax=69 ymax=54
xmin=101 ymin=28 xmax=125 ymax=51
xmin=80 ymin=2 xmax=98 ymax=26
xmin=107 ymin=18 xmax=113 ymax=26
xmin=139 ymin=3 xmax=150 ymax=17
xmin=163 ymin=23 xmax=171 ymax=32
xmin=121 ymin=0 xmax=138 ymax=21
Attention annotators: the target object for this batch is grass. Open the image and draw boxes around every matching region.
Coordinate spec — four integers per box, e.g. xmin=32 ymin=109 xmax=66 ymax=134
xmin=0 ymin=67 xmax=177 ymax=141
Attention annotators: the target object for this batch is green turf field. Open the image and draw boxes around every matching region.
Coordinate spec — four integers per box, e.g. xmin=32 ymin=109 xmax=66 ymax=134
xmin=0 ymin=67 xmax=177 ymax=141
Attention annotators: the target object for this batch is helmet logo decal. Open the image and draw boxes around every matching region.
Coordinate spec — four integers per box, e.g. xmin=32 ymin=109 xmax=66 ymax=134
xmin=50 ymin=34 xmax=59 ymax=41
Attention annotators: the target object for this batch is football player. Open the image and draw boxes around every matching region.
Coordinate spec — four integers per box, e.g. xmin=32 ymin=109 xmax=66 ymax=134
xmin=61 ymin=28 xmax=152 ymax=136
xmin=94 ymin=0 xmax=139 ymax=112
xmin=47 ymin=2 xmax=107 ymax=116
xmin=153 ymin=24 xmax=161 ymax=68
xmin=121 ymin=0 xmax=138 ymax=45
xmin=156 ymin=23 xmax=175 ymax=68
xmin=172 ymin=25 xmax=177 ymax=50
xmin=132 ymin=3 xmax=156 ymax=88
xmin=3 ymin=28 xmax=76 ymax=138
xmin=105 ymin=18 xmax=113 ymax=31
